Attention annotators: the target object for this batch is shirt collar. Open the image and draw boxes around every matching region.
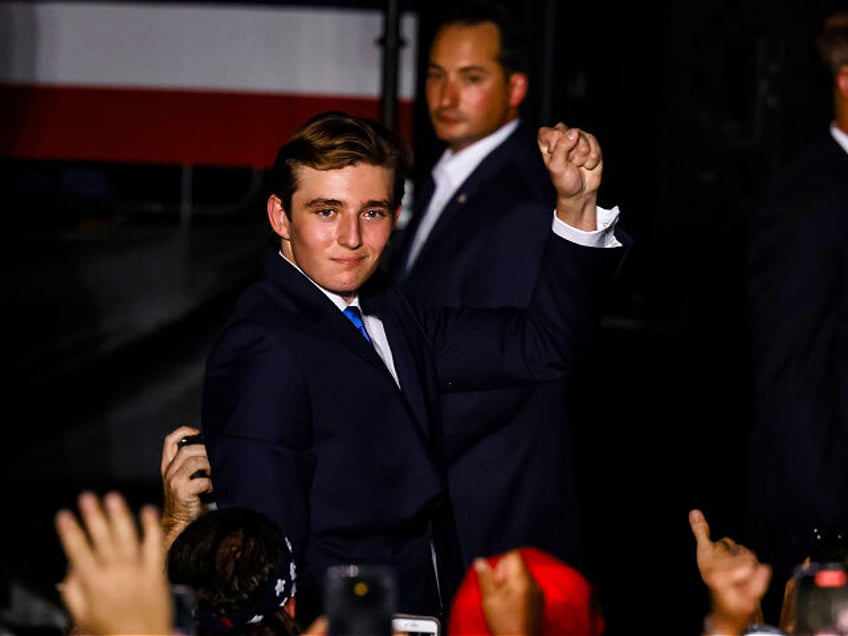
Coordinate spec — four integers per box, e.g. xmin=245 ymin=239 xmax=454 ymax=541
xmin=830 ymin=122 xmax=848 ymax=155
xmin=432 ymin=119 xmax=521 ymax=189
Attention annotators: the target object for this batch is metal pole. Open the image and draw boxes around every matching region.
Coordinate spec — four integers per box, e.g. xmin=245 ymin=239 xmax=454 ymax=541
xmin=380 ymin=0 xmax=402 ymax=130
xmin=540 ymin=0 xmax=556 ymax=125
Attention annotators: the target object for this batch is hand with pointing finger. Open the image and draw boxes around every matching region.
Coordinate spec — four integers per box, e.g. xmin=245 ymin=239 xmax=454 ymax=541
xmin=690 ymin=509 xmax=773 ymax=635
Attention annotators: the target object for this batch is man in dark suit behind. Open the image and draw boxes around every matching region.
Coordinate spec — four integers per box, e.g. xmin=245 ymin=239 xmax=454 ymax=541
xmin=201 ymin=110 xmax=625 ymax=627
xmin=386 ymin=1 xmax=616 ymax=571
xmin=745 ymin=7 xmax=848 ymax=622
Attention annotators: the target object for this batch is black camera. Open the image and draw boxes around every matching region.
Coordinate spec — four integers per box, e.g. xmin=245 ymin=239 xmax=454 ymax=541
xmin=178 ymin=433 xmax=204 ymax=448
xmin=177 ymin=433 xmax=210 ymax=482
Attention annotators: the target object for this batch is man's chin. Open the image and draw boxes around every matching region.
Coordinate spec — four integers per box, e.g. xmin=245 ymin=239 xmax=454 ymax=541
xmin=324 ymin=277 xmax=368 ymax=299
xmin=433 ymin=121 xmax=464 ymax=140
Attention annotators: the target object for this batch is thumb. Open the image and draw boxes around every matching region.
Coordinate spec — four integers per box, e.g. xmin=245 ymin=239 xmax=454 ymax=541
xmin=689 ymin=509 xmax=712 ymax=546
xmin=474 ymin=557 xmax=498 ymax=596
xmin=58 ymin=570 xmax=88 ymax=631
xmin=494 ymin=550 xmax=526 ymax=583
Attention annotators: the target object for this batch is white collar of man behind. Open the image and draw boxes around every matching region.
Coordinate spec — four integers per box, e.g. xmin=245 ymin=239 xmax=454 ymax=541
xmin=831 ymin=121 xmax=848 ymax=155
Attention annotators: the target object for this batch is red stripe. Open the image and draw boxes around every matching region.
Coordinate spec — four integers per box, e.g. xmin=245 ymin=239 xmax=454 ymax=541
xmin=0 ymin=83 xmax=414 ymax=167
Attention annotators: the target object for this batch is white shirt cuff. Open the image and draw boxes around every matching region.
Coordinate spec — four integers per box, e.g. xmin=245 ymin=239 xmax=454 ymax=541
xmin=551 ymin=205 xmax=622 ymax=248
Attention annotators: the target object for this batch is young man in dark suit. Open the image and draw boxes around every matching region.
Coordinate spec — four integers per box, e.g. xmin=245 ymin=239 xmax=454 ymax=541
xmin=386 ymin=1 xmax=614 ymax=571
xmin=201 ymin=110 xmax=625 ymax=626
xmin=745 ymin=7 xmax=848 ymax=622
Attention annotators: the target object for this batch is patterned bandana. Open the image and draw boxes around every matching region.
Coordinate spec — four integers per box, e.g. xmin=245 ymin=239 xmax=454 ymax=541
xmin=192 ymin=537 xmax=297 ymax=633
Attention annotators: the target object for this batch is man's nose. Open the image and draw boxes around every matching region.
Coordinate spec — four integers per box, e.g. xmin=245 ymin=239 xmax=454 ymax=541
xmin=337 ymin=214 xmax=363 ymax=247
xmin=439 ymin=78 xmax=458 ymax=106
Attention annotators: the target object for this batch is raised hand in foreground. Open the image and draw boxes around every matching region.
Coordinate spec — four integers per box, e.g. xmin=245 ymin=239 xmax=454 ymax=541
xmin=690 ymin=508 xmax=772 ymax=635
xmin=56 ymin=491 xmax=173 ymax=635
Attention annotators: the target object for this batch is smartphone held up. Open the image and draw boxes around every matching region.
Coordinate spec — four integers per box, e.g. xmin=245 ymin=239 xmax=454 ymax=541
xmin=324 ymin=564 xmax=440 ymax=636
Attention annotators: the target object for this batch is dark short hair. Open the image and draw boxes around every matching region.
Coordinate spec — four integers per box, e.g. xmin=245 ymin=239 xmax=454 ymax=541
xmin=267 ymin=110 xmax=413 ymax=216
xmin=817 ymin=10 xmax=848 ymax=77
xmin=435 ymin=0 xmax=529 ymax=76
xmin=167 ymin=507 xmax=299 ymax=636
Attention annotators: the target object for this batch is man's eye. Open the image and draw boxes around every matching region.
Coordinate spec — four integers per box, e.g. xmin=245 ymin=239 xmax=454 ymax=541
xmin=316 ymin=208 xmax=334 ymax=217
xmin=363 ymin=209 xmax=386 ymax=219
xmin=426 ymin=69 xmax=443 ymax=82
xmin=466 ymin=74 xmax=484 ymax=84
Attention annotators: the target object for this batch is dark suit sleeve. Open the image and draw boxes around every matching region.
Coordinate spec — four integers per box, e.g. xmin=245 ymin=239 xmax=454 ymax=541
xmin=422 ymin=233 xmax=625 ymax=390
xmin=201 ymin=317 xmax=315 ymax=560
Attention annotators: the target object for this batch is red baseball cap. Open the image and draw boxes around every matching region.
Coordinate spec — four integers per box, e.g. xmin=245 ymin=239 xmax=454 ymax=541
xmin=447 ymin=547 xmax=605 ymax=636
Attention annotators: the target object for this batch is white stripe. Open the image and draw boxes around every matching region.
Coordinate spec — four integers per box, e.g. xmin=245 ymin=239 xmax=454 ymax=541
xmin=2 ymin=1 xmax=417 ymax=97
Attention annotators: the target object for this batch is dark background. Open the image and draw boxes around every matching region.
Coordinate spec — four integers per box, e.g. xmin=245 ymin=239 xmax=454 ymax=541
xmin=0 ymin=0 xmax=844 ymax=634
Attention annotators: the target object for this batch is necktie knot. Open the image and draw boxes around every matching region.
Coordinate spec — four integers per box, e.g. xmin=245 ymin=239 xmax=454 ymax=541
xmin=343 ymin=306 xmax=372 ymax=343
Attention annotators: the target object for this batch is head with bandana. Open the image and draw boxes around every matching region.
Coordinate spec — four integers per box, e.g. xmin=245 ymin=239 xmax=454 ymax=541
xmin=167 ymin=507 xmax=298 ymax=636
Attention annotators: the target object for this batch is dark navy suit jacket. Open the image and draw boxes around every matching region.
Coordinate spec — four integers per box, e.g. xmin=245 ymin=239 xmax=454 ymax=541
xmin=386 ymin=122 xmax=598 ymax=570
xmin=202 ymin=228 xmax=621 ymax=626
xmin=746 ymin=129 xmax=848 ymax=614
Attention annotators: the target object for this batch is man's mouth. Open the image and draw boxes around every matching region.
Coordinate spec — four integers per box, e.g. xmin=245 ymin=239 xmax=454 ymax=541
xmin=435 ymin=111 xmax=464 ymax=124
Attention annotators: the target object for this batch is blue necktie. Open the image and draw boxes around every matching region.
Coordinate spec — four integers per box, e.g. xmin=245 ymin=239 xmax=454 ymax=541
xmin=343 ymin=306 xmax=372 ymax=344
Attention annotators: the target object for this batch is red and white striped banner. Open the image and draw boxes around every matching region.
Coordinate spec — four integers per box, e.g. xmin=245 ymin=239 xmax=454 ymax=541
xmin=0 ymin=2 xmax=418 ymax=166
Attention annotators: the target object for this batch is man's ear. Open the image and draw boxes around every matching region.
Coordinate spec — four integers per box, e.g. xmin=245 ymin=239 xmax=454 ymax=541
xmin=392 ymin=205 xmax=402 ymax=227
xmin=267 ymin=195 xmax=290 ymax=239
xmin=508 ymin=72 xmax=528 ymax=108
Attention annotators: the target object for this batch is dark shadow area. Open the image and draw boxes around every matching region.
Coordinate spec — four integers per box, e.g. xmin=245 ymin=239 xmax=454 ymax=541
xmin=0 ymin=158 xmax=270 ymax=634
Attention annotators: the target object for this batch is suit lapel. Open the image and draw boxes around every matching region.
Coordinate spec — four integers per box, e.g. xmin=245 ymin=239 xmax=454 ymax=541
xmin=260 ymin=248 xmax=389 ymax=372
xmin=260 ymin=248 xmax=435 ymax=443
xmin=390 ymin=174 xmax=436 ymax=273
xmin=408 ymin=127 xmax=525 ymax=270
xmin=362 ymin=292 xmax=433 ymax=443
xmin=408 ymin=174 xmax=436 ymax=238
